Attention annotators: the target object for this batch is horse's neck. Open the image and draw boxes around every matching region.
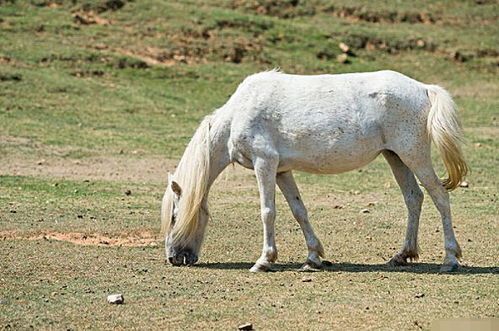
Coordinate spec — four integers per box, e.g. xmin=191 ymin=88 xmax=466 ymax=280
xmin=207 ymin=115 xmax=231 ymax=189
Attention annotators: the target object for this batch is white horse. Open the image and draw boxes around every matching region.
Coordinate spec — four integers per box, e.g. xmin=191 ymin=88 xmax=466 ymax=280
xmin=161 ymin=70 xmax=468 ymax=273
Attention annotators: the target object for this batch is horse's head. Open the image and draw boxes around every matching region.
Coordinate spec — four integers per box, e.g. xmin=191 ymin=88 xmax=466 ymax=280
xmin=162 ymin=177 xmax=208 ymax=266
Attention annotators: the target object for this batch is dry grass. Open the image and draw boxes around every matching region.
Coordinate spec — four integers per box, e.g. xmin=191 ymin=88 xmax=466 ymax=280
xmin=0 ymin=0 xmax=497 ymax=329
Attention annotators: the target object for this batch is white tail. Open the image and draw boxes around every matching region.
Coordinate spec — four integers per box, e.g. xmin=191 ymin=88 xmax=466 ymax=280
xmin=426 ymin=85 xmax=469 ymax=191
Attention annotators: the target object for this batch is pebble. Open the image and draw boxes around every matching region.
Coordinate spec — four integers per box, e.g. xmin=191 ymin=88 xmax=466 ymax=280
xmin=301 ymin=277 xmax=313 ymax=282
xmin=338 ymin=42 xmax=350 ymax=53
xmin=360 ymin=209 xmax=370 ymax=214
xmin=300 ymin=264 xmax=321 ymax=272
xmin=459 ymin=181 xmax=469 ymax=188
xmin=337 ymin=53 xmax=348 ymax=63
xmin=238 ymin=323 xmax=253 ymax=330
xmin=415 ymin=293 xmax=425 ymax=298
xmin=107 ymin=294 xmax=124 ymax=304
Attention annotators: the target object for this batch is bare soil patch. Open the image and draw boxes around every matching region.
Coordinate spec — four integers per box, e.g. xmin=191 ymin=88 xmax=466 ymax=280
xmin=1 ymin=155 xmax=177 ymax=184
xmin=0 ymin=230 xmax=158 ymax=247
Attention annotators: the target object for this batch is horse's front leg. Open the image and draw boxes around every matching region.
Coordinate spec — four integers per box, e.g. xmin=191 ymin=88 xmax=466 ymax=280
xmin=277 ymin=171 xmax=324 ymax=270
xmin=250 ymin=156 xmax=278 ymax=272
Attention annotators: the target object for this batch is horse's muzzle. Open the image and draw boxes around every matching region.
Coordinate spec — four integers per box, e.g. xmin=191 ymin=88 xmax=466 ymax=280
xmin=167 ymin=249 xmax=198 ymax=266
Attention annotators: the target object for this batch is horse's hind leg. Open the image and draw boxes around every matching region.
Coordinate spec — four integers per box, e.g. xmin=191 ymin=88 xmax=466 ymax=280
xmin=277 ymin=171 xmax=324 ymax=270
xmin=250 ymin=156 xmax=279 ymax=273
xmin=398 ymin=153 xmax=462 ymax=272
xmin=383 ymin=151 xmax=424 ymax=266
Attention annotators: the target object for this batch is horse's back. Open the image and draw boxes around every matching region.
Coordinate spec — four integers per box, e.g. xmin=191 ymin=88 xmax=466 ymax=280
xmin=231 ymin=70 xmax=429 ymax=118
xmin=226 ymin=70 xmax=431 ymax=173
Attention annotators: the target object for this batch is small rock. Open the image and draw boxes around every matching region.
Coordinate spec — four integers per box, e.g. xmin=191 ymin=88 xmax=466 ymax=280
xmin=300 ymin=264 xmax=321 ymax=272
xmin=301 ymin=277 xmax=312 ymax=282
xmin=415 ymin=293 xmax=425 ymax=298
xmin=238 ymin=323 xmax=253 ymax=331
xmin=367 ymin=201 xmax=377 ymax=207
xmin=360 ymin=209 xmax=370 ymax=214
xmin=37 ymin=159 xmax=45 ymax=165
xmin=416 ymin=39 xmax=425 ymax=48
xmin=107 ymin=294 xmax=124 ymax=304
xmin=459 ymin=181 xmax=469 ymax=188
xmin=435 ymin=227 xmax=440 ymax=233
xmin=467 ymin=239 xmax=472 ymax=242
xmin=131 ymin=150 xmax=144 ymax=155
xmin=338 ymin=42 xmax=350 ymax=53
xmin=124 ymin=190 xmax=132 ymax=196
xmin=336 ymin=53 xmax=348 ymax=64
xmin=365 ymin=42 xmax=376 ymax=51
xmin=474 ymin=143 xmax=482 ymax=148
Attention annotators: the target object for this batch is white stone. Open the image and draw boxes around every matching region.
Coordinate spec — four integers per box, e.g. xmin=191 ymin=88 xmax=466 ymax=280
xmin=107 ymin=294 xmax=124 ymax=304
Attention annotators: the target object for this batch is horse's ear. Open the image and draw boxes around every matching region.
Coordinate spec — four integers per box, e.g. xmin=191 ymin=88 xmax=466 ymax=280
xmin=171 ymin=180 xmax=182 ymax=198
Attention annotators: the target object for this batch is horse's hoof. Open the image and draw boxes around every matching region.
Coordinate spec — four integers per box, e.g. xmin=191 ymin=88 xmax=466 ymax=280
xmin=440 ymin=263 xmax=459 ymax=273
xmin=250 ymin=263 xmax=271 ymax=273
xmin=387 ymin=254 xmax=408 ymax=267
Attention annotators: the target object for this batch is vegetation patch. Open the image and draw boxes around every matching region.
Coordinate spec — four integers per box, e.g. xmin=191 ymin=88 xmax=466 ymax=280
xmin=231 ymin=0 xmax=315 ymax=19
xmin=0 ymin=0 xmax=497 ymax=329
xmin=74 ymin=0 xmax=128 ymax=14
xmin=322 ymin=5 xmax=436 ymax=24
xmin=337 ymin=33 xmax=437 ymax=54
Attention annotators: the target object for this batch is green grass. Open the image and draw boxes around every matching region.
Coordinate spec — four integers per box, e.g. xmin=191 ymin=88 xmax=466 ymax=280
xmin=0 ymin=0 xmax=497 ymax=329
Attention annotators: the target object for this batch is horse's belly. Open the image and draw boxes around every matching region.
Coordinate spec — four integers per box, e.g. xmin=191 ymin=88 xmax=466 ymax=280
xmin=283 ymin=151 xmax=381 ymax=174
xmin=277 ymin=134 xmax=383 ymax=174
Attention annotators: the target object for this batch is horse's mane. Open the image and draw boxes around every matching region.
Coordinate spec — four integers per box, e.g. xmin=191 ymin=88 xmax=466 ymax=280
xmin=161 ymin=116 xmax=212 ymax=247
